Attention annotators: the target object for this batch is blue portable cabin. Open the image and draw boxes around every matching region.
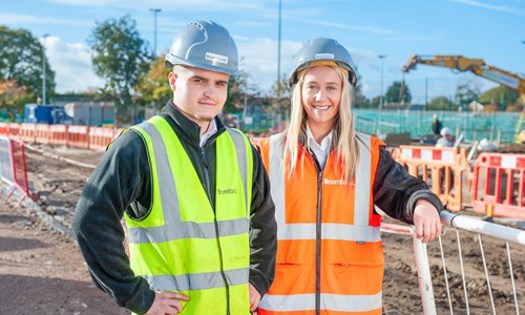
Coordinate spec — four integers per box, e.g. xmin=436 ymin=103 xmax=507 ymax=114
xmin=24 ymin=104 xmax=68 ymax=124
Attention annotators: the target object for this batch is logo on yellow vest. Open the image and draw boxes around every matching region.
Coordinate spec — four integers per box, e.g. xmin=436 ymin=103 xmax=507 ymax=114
xmin=218 ymin=188 xmax=238 ymax=195
xmin=323 ymin=178 xmax=348 ymax=185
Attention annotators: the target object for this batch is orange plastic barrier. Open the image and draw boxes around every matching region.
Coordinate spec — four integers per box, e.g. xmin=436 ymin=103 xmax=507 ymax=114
xmin=396 ymin=146 xmax=469 ymax=211
xmin=88 ymin=127 xmax=115 ymax=151
xmin=35 ymin=124 xmax=51 ymax=144
xmin=0 ymin=123 xmax=8 ymax=136
xmin=470 ymin=153 xmax=525 ymax=219
xmin=19 ymin=123 xmax=36 ymax=143
xmin=67 ymin=125 xmax=90 ymax=149
xmin=49 ymin=125 xmax=68 ymax=145
xmin=8 ymin=123 xmax=20 ymax=138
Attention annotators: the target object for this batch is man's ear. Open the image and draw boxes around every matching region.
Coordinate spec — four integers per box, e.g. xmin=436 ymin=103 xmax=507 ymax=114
xmin=168 ymin=72 xmax=177 ymax=90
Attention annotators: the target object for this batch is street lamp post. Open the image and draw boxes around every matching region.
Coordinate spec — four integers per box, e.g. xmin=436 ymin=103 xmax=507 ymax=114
xmin=378 ymin=54 xmax=386 ymax=111
xmin=42 ymin=34 xmax=49 ymax=105
xmin=150 ymin=8 xmax=161 ymax=56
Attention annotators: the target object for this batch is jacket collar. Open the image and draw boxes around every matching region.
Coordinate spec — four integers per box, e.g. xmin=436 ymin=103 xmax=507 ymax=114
xmin=161 ymin=101 xmax=226 ymax=147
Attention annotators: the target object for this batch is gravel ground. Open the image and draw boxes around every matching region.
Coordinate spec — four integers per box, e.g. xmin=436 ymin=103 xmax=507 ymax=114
xmin=1 ymin=143 xmax=524 ymax=314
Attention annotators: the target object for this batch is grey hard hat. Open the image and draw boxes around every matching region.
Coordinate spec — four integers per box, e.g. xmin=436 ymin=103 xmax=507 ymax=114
xmin=165 ymin=20 xmax=238 ymax=76
xmin=289 ymin=37 xmax=357 ymax=87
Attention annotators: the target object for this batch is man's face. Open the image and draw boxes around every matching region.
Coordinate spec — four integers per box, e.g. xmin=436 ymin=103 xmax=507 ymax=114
xmin=169 ymin=65 xmax=230 ymax=128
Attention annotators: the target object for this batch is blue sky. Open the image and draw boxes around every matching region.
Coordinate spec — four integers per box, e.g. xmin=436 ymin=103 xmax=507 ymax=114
xmin=1 ymin=0 xmax=524 ymax=104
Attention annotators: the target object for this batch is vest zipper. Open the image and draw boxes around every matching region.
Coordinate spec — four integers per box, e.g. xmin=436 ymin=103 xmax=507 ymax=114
xmin=201 ymin=146 xmax=231 ymax=314
xmin=315 ymin=167 xmax=323 ymax=315
xmin=308 ymin=149 xmax=323 ymax=315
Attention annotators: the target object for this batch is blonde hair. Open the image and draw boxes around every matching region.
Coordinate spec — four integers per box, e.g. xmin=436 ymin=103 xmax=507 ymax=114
xmin=283 ymin=63 xmax=359 ymax=181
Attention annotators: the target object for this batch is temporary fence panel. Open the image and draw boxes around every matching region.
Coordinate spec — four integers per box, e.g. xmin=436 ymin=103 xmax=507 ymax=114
xmin=35 ymin=123 xmax=51 ymax=144
xmin=382 ymin=211 xmax=525 ymax=314
xmin=8 ymin=123 xmax=20 ymax=138
xmin=19 ymin=123 xmax=36 ymax=143
xmin=0 ymin=122 xmax=8 ymax=136
xmin=397 ymin=146 xmax=470 ymax=211
xmin=471 ymin=153 xmax=525 ymax=220
xmin=67 ymin=125 xmax=90 ymax=149
xmin=49 ymin=125 xmax=68 ymax=145
xmin=0 ymin=136 xmax=30 ymax=198
xmin=88 ymin=127 xmax=115 ymax=151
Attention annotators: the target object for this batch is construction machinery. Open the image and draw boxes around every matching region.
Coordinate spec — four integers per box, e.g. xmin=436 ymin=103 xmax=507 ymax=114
xmin=402 ymin=55 xmax=525 ymax=142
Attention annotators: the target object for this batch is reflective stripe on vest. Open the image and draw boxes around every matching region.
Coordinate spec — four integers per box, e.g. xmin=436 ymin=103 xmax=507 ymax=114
xmin=258 ymin=292 xmax=382 ymax=312
xmin=259 ymin=132 xmax=383 ymax=315
xmin=126 ymin=116 xmax=253 ymax=314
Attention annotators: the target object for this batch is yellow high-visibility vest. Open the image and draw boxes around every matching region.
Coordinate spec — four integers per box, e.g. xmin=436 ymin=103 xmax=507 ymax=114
xmin=126 ymin=115 xmax=253 ymax=314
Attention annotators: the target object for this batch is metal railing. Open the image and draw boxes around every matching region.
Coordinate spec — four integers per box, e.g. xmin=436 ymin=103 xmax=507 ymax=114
xmin=381 ymin=210 xmax=525 ymax=314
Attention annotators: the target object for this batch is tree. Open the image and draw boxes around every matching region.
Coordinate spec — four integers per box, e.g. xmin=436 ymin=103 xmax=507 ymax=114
xmin=427 ymin=96 xmax=456 ymax=110
xmin=270 ymin=76 xmax=292 ymax=121
xmin=89 ymin=15 xmax=152 ymax=109
xmin=0 ymin=80 xmax=32 ymax=118
xmin=134 ymin=54 xmax=171 ymax=109
xmin=478 ymin=86 xmax=520 ymax=110
xmin=385 ymin=80 xmax=412 ymax=106
xmin=0 ymin=25 xmax=55 ymax=104
xmin=455 ymin=79 xmax=480 ymax=110
xmin=353 ymin=75 xmax=369 ymax=108
xmin=223 ymin=61 xmax=252 ymax=114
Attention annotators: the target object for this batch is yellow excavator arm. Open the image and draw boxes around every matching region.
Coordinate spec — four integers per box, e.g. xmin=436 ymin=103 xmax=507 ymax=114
xmin=403 ymin=54 xmax=525 ymax=143
xmin=402 ymin=54 xmax=525 ymax=98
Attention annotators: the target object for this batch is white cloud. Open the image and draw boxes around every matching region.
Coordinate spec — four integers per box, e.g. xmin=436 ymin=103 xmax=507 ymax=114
xmin=385 ymin=36 xmax=438 ymax=42
xmin=45 ymin=0 xmax=263 ymax=11
xmin=237 ymin=37 xmax=302 ymax=93
xmin=45 ymin=0 xmax=118 ymax=5
xmin=0 ymin=12 xmax=89 ymax=27
xmin=287 ymin=16 xmax=396 ymax=35
xmin=44 ymin=36 xmax=104 ymax=93
xmin=448 ymin=0 xmax=525 ymax=15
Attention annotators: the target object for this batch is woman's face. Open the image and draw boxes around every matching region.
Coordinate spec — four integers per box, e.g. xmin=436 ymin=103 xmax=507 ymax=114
xmin=301 ymin=66 xmax=342 ymax=131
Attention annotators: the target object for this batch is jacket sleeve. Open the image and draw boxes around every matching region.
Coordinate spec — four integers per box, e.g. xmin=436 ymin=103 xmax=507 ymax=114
xmin=248 ymin=144 xmax=277 ymax=296
xmin=373 ymin=147 xmax=443 ymax=224
xmin=72 ymin=130 xmax=155 ymax=315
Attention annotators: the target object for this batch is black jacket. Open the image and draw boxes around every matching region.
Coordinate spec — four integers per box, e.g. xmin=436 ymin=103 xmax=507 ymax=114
xmin=73 ymin=102 xmax=277 ymax=314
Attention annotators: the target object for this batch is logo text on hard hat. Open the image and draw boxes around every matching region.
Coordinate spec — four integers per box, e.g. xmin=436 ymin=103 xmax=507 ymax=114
xmin=315 ymin=53 xmax=334 ymax=60
xmin=205 ymin=52 xmax=229 ymax=64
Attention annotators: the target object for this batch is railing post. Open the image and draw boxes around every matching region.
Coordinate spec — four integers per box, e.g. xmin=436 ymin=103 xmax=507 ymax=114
xmin=413 ymin=233 xmax=437 ymax=315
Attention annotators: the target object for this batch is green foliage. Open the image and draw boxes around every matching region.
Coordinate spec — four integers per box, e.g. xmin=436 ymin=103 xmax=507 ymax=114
xmin=270 ymin=76 xmax=292 ymax=119
xmin=353 ymin=76 xmax=370 ymax=108
xmin=0 ymin=25 xmax=55 ymax=104
xmin=88 ymin=15 xmax=152 ymax=108
xmin=385 ymin=80 xmax=412 ymax=104
xmin=478 ymin=86 xmax=520 ymax=109
xmin=223 ymin=63 xmax=252 ymax=114
xmin=428 ymin=96 xmax=456 ymax=110
xmin=134 ymin=54 xmax=171 ymax=108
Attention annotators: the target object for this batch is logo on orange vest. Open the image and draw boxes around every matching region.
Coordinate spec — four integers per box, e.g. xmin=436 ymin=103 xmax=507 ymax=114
xmin=218 ymin=188 xmax=238 ymax=195
xmin=323 ymin=178 xmax=348 ymax=185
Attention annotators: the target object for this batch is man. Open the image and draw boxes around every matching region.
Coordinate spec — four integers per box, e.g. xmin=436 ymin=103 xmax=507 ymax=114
xmin=431 ymin=114 xmax=442 ymax=136
xmin=73 ymin=20 xmax=277 ymax=315
xmin=436 ymin=127 xmax=454 ymax=148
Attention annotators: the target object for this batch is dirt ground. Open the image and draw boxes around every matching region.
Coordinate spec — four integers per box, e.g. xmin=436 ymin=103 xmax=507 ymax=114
xmin=1 ymin=143 xmax=524 ymax=314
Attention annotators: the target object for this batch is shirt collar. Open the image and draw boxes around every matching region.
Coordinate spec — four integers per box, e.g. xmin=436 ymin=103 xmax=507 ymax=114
xmin=306 ymin=123 xmax=333 ymax=153
xmin=199 ymin=120 xmax=218 ymax=147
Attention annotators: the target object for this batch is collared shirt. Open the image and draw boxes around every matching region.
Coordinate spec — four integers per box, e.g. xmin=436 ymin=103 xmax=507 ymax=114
xmin=305 ymin=124 xmax=333 ymax=168
xmin=199 ymin=120 xmax=218 ymax=147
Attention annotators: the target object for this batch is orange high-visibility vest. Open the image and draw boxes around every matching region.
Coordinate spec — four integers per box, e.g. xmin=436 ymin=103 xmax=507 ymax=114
xmin=258 ymin=132 xmax=384 ymax=315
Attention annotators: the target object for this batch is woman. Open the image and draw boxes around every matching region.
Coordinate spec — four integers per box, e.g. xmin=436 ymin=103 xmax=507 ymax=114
xmin=257 ymin=38 xmax=443 ymax=315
